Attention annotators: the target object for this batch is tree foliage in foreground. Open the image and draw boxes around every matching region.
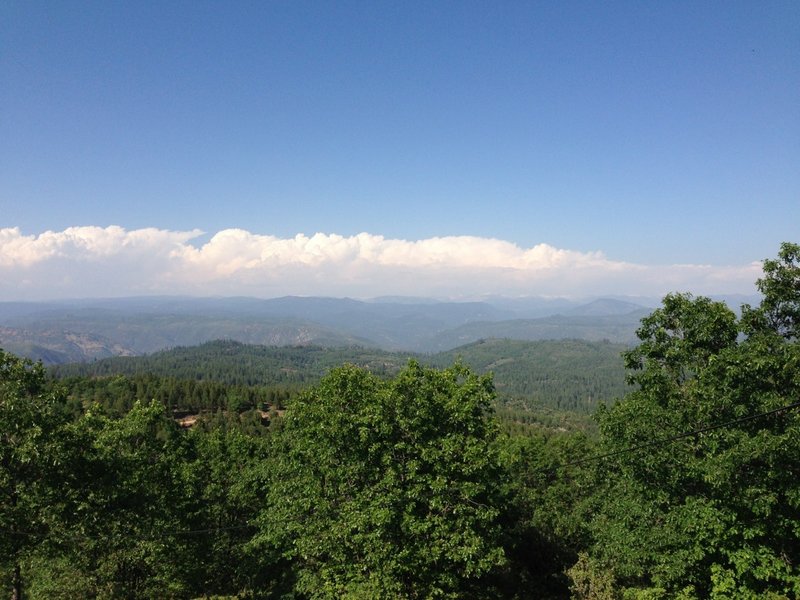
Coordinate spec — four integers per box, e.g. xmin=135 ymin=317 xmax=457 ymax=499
xmin=253 ymin=360 xmax=507 ymax=598
xmin=0 ymin=351 xmax=69 ymax=600
xmin=1 ymin=382 xmax=271 ymax=599
xmin=581 ymin=242 xmax=800 ymax=598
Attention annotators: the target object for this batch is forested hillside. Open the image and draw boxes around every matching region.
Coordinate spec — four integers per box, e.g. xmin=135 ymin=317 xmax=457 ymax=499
xmin=433 ymin=338 xmax=629 ymax=412
xmin=2 ymin=244 xmax=798 ymax=599
xmin=51 ymin=338 xmax=630 ymax=414
xmin=51 ymin=341 xmax=412 ymax=386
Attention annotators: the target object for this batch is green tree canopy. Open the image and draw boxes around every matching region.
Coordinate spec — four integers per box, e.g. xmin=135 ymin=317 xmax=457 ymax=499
xmin=0 ymin=350 xmax=71 ymax=600
xmin=254 ymin=360 xmax=507 ymax=598
xmin=742 ymin=241 xmax=800 ymax=340
xmin=581 ymin=245 xmax=800 ymax=598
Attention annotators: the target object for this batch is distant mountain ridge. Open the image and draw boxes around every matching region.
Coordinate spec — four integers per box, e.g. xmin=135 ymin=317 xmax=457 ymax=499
xmin=0 ymin=325 xmax=137 ymax=363
xmin=423 ymin=311 xmax=650 ymax=352
xmin=564 ymin=298 xmax=646 ymax=316
xmin=0 ymin=294 xmax=757 ymax=363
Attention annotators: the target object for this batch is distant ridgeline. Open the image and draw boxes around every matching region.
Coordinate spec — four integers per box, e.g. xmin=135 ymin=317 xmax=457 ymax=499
xmin=0 ymin=295 xmax=658 ymax=362
xmin=50 ymin=338 xmax=631 ymax=416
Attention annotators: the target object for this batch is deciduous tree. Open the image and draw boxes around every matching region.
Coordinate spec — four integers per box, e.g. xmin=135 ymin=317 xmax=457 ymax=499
xmin=582 ymin=245 xmax=800 ymax=598
xmin=0 ymin=350 xmax=66 ymax=600
xmin=254 ymin=361 xmax=507 ymax=598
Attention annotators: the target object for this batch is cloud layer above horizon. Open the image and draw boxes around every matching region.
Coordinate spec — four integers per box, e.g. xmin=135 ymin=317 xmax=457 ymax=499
xmin=0 ymin=226 xmax=761 ymax=300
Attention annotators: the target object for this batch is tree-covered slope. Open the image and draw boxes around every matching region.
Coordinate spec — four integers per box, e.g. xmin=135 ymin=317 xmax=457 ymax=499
xmin=50 ymin=340 xmax=415 ymax=386
xmin=431 ymin=338 xmax=630 ymax=412
xmin=51 ymin=338 xmax=630 ymax=413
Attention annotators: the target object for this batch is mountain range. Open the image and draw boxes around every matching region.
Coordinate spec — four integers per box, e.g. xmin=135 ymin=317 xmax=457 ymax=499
xmin=0 ymin=294 xmax=758 ymax=363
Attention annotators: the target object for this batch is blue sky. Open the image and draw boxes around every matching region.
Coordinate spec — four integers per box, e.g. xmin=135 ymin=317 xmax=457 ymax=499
xmin=0 ymin=2 xmax=797 ymax=299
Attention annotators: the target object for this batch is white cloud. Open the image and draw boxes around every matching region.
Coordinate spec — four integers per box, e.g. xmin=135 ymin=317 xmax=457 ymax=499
xmin=0 ymin=226 xmax=201 ymax=267
xmin=0 ymin=226 xmax=761 ymax=300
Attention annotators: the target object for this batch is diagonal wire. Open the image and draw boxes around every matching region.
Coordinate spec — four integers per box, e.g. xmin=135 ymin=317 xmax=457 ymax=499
xmin=560 ymin=400 xmax=800 ymax=469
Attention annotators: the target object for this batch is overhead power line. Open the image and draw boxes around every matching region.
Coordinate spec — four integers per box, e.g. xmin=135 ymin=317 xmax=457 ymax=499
xmin=562 ymin=399 xmax=800 ymax=469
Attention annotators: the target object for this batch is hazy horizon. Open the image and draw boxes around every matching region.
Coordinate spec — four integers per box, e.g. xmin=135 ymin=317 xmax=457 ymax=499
xmin=0 ymin=225 xmax=768 ymax=301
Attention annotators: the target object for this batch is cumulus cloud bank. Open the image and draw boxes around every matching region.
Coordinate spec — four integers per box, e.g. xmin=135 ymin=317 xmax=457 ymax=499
xmin=0 ymin=226 xmax=760 ymax=300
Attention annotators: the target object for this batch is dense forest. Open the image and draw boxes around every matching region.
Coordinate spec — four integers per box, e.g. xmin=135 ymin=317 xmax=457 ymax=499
xmin=51 ymin=337 xmax=630 ymax=415
xmin=2 ymin=243 xmax=799 ymax=599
